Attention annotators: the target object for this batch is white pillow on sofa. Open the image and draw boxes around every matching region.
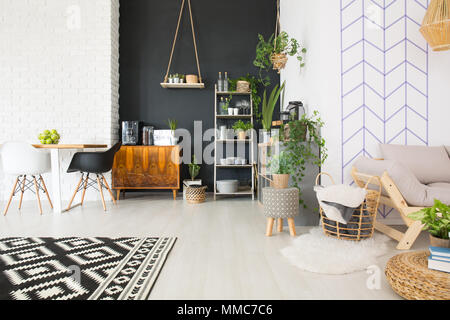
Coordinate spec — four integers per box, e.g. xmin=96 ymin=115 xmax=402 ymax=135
xmin=379 ymin=144 xmax=450 ymax=184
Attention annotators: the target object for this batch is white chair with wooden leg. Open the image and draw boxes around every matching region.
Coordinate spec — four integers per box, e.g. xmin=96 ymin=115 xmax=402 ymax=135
xmin=263 ymin=187 xmax=299 ymax=237
xmin=0 ymin=142 xmax=53 ymax=215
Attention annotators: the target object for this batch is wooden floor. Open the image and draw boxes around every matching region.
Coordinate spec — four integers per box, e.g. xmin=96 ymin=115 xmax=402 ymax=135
xmin=0 ymin=193 xmax=428 ymax=300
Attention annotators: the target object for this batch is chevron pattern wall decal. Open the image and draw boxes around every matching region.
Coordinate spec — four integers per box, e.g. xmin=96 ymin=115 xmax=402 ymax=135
xmin=341 ymin=0 xmax=429 ymax=217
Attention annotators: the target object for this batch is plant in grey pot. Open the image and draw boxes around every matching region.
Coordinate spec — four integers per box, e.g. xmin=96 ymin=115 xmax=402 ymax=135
xmin=183 ymin=155 xmax=202 ymax=200
xmin=408 ymin=200 xmax=450 ymax=248
xmin=261 ymin=81 xmax=285 ymax=143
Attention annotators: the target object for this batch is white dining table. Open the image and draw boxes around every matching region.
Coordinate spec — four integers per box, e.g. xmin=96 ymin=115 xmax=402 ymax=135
xmin=33 ymin=144 xmax=107 ymax=214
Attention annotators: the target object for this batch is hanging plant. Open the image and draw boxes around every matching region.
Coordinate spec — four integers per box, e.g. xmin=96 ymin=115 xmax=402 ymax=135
xmin=254 ymin=31 xmax=307 ymax=76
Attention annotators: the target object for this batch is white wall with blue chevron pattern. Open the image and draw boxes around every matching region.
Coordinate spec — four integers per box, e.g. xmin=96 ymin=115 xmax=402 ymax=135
xmin=281 ymin=0 xmax=450 ymax=222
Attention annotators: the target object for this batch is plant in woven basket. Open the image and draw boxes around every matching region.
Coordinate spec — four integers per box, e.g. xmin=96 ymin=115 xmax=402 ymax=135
xmin=228 ymin=74 xmax=263 ymax=120
xmin=188 ymin=155 xmax=201 ymax=181
xmin=254 ymin=31 xmax=307 ymax=77
xmin=408 ymin=199 xmax=450 ymax=240
xmin=280 ymin=111 xmax=327 ymax=208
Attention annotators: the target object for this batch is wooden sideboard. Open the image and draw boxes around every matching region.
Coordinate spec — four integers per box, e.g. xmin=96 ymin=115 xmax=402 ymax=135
xmin=112 ymin=145 xmax=180 ymax=200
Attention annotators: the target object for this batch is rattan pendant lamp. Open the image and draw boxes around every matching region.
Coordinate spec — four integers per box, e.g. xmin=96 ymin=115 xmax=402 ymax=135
xmin=420 ymin=0 xmax=450 ymax=51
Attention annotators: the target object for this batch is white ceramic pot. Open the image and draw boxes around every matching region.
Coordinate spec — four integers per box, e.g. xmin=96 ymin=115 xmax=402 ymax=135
xmin=233 ymin=108 xmax=239 ymax=115
xmin=216 ymin=180 xmax=239 ymax=194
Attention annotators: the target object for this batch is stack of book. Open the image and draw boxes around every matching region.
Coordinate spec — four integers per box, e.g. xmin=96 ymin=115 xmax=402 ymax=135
xmin=428 ymin=246 xmax=450 ymax=273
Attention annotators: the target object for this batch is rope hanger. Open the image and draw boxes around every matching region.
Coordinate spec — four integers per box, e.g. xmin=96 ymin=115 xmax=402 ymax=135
xmin=163 ymin=0 xmax=203 ymax=83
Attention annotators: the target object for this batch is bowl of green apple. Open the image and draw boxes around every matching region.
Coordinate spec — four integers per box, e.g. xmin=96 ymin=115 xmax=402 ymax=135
xmin=38 ymin=129 xmax=60 ymax=145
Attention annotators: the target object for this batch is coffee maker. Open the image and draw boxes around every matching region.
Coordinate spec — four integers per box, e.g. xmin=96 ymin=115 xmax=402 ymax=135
xmin=122 ymin=121 xmax=140 ymax=145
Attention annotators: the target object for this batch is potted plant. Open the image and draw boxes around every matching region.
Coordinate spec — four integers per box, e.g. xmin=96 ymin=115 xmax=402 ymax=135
xmin=408 ymin=199 xmax=450 ymax=248
xmin=183 ymin=155 xmax=202 ymax=200
xmin=173 ymin=74 xmax=180 ymax=84
xmin=280 ymin=110 xmax=327 ymax=208
xmin=179 ymin=74 xmax=185 ymax=84
xmin=232 ymin=120 xmax=253 ymax=140
xmin=168 ymin=74 xmax=174 ymax=84
xmin=261 ymin=81 xmax=285 ymax=143
xmin=167 ymin=118 xmax=178 ymax=145
xmin=268 ymin=151 xmax=293 ymax=189
xmin=254 ymin=31 xmax=306 ymax=74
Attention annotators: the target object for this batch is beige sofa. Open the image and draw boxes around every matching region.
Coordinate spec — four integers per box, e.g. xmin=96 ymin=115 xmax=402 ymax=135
xmin=352 ymin=144 xmax=450 ymax=249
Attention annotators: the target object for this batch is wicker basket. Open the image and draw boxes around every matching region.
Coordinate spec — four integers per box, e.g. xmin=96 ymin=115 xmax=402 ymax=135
xmin=236 ymin=81 xmax=250 ymax=93
xmin=315 ymin=172 xmax=381 ymax=241
xmin=186 ymin=185 xmax=207 ymax=204
xmin=271 ymin=53 xmax=288 ymax=73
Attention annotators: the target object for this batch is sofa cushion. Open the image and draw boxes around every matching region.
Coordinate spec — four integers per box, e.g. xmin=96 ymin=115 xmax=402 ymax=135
xmin=379 ymin=144 xmax=450 ymax=184
xmin=354 ymin=156 xmax=450 ymax=207
xmin=427 ymin=182 xmax=450 ymax=189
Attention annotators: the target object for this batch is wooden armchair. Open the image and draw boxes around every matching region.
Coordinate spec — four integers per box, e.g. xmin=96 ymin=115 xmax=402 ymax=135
xmin=351 ymin=165 xmax=423 ymax=250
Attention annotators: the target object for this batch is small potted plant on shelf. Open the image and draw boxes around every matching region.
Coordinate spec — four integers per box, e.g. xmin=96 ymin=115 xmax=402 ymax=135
xmin=167 ymin=118 xmax=178 ymax=145
xmin=261 ymin=81 xmax=285 ymax=143
xmin=268 ymin=151 xmax=293 ymax=189
xmin=232 ymin=120 xmax=253 ymax=140
xmin=183 ymin=155 xmax=202 ymax=200
xmin=408 ymin=200 xmax=450 ymax=248
xmin=168 ymin=74 xmax=174 ymax=84
xmin=179 ymin=74 xmax=185 ymax=83
xmin=173 ymin=74 xmax=180 ymax=84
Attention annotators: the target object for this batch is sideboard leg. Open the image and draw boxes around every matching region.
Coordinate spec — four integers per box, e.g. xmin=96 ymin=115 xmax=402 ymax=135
xmin=172 ymin=189 xmax=178 ymax=200
xmin=116 ymin=189 xmax=120 ymax=201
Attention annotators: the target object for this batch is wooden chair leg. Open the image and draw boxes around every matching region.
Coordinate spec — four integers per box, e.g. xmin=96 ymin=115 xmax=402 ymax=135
xmin=67 ymin=175 xmax=84 ymax=211
xmin=33 ymin=176 xmax=43 ymax=215
xmin=3 ymin=177 xmax=19 ymax=216
xmin=172 ymin=189 xmax=177 ymax=200
xmin=80 ymin=174 xmax=89 ymax=206
xmin=97 ymin=175 xmax=106 ymax=211
xmin=277 ymin=218 xmax=283 ymax=232
xmin=18 ymin=175 xmax=26 ymax=210
xmin=39 ymin=175 xmax=53 ymax=209
xmin=266 ymin=218 xmax=275 ymax=237
xmin=287 ymin=218 xmax=296 ymax=237
xmin=102 ymin=175 xmax=116 ymax=205
xmin=396 ymin=220 xmax=423 ymax=250
xmin=116 ymin=189 xmax=120 ymax=201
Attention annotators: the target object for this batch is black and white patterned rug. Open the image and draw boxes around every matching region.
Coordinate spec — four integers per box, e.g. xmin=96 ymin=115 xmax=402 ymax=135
xmin=0 ymin=237 xmax=176 ymax=300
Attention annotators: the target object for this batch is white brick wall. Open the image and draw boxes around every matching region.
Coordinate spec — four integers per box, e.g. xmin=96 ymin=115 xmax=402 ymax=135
xmin=0 ymin=0 xmax=120 ymax=202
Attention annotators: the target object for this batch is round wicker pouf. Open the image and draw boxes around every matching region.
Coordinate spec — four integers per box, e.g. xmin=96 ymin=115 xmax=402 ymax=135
xmin=186 ymin=186 xmax=207 ymax=204
xmin=385 ymin=251 xmax=450 ymax=300
xmin=263 ymin=187 xmax=299 ymax=237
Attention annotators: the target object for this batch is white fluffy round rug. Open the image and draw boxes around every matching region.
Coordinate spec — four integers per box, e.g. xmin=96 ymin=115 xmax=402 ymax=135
xmin=280 ymin=227 xmax=391 ymax=274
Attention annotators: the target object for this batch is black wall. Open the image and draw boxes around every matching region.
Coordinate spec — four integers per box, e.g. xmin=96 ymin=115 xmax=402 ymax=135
xmin=119 ymin=0 xmax=280 ymax=188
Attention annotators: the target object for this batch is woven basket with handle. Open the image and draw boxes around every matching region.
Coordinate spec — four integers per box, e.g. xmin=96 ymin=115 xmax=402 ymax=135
xmin=315 ymin=172 xmax=381 ymax=241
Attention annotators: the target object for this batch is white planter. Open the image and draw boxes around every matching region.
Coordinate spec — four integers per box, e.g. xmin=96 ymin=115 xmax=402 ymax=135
xmin=228 ymin=108 xmax=234 ymax=115
xmin=183 ymin=179 xmax=202 ymax=200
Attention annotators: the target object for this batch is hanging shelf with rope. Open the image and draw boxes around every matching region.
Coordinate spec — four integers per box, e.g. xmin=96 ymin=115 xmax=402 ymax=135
xmin=161 ymin=0 xmax=205 ymax=89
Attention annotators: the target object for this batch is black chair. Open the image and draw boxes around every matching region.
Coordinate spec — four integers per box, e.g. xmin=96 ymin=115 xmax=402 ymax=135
xmin=66 ymin=142 xmax=122 ymax=211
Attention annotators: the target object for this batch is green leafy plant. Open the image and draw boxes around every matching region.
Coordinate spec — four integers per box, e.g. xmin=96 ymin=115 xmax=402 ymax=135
xmin=408 ymin=200 xmax=450 ymax=239
xmin=232 ymin=120 xmax=253 ymax=132
xmin=261 ymin=81 xmax=286 ymax=131
xmin=167 ymin=119 xmax=178 ymax=131
xmin=188 ymin=155 xmax=201 ymax=181
xmin=268 ymin=151 xmax=293 ymax=175
xmin=254 ymin=32 xmax=306 ymax=83
xmin=228 ymin=74 xmax=263 ymax=120
xmin=280 ymin=110 xmax=328 ymax=208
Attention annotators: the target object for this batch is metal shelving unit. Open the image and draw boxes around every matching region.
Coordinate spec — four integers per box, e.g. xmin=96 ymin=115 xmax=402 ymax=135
xmin=214 ymin=85 xmax=255 ymax=200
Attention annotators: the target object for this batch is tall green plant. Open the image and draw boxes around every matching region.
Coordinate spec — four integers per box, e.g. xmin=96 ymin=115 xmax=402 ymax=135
xmin=281 ymin=111 xmax=328 ymax=208
xmin=261 ymin=81 xmax=286 ymax=131
xmin=188 ymin=155 xmax=201 ymax=181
